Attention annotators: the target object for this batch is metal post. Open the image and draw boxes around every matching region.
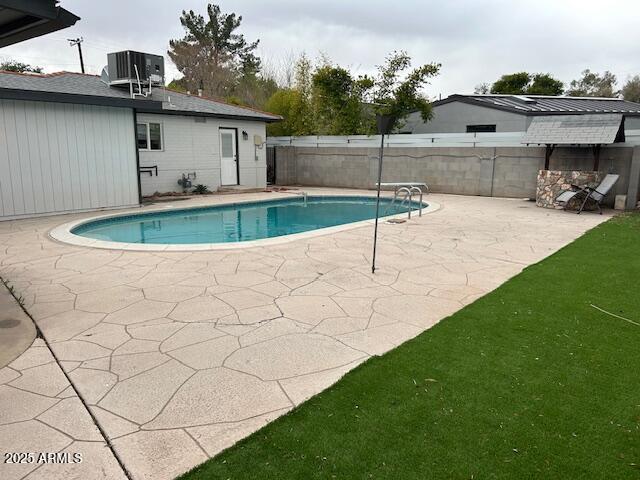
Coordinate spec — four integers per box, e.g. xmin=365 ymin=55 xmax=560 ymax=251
xmin=371 ymin=133 xmax=385 ymax=274
xmin=371 ymin=113 xmax=394 ymax=274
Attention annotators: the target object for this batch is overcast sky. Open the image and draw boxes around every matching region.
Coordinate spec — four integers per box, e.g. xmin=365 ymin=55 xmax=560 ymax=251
xmin=1 ymin=0 xmax=639 ymax=97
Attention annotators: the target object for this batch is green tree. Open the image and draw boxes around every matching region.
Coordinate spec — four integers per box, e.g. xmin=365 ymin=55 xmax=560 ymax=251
xmin=290 ymin=53 xmax=315 ymax=135
xmin=370 ymin=51 xmax=441 ymax=132
xmin=621 ymin=75 xmax=640 ymax=103
xmin=490 ymin=72 xmax=531 ymax=94
xmin=566 ymin=69 xmax=618 ymax=97
xmin=264 ymin=89 xmax=300 ymax=136
xmin=263 ymin=54 xmax=316 ymax=136
xmin=527 ymin=74 xmax=564 ymax=95
xmin=168 ymin=3 xmax=269 ymax=106
xmin=167 ymin=78 xmax=187 ymax=92
xmin=234 ymin=74 xmax=278 ymax=109
xmin=312 ymin=65 xmax=372 ymax=135
xmin=489 ymin=72 xmax=563 ymax=95
xmin=265 ymin=51 xmax=440 ymax=135
xmin=0 ymin=60 xmax=43 ymax=73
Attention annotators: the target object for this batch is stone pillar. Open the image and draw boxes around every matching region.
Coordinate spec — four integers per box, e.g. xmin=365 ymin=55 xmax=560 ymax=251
xmin=536 ymin=170 xmax=601 ymax=209
xmin=626 ymin=146 xmax=640 ymax=209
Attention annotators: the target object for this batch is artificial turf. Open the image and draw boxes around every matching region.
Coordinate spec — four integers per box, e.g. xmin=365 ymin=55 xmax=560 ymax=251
xmin=180 ymin=213 xmax=640 ymax=480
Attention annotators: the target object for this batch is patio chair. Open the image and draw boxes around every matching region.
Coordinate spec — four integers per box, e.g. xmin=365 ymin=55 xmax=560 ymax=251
xmin=555 ymin=174 xmax=619 ymax=214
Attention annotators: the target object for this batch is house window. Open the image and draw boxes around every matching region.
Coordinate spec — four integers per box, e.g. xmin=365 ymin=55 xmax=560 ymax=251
xmin=137 ymin=122 xmax=162 ymax=150
xmin=466 ymin=124 xmax=496 ymax=133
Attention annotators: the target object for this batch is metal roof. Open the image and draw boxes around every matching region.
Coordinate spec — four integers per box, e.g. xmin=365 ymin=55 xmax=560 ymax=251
xmin=436 ymin=94 xmax=640 ymax=116
xmin=0 ymin=0 xmax=79 ymax=47
xmin=0 ymin=71 xmax=281 ymax=122
xmin=521 ymin=114 xmax=625 ymax=145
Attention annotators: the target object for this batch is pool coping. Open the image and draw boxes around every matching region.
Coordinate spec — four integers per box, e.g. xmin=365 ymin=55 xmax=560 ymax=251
xmin=49 ymin=194 xmax=441 ymax=251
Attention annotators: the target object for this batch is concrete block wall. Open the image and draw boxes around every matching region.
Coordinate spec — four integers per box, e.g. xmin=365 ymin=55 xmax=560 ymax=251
xmin=275 ymin=144 xmax=637 ymax=206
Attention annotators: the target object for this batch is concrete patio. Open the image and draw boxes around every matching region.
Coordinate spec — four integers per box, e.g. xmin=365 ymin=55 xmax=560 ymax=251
xmin=0 ymin=189 xmax=610 ymax=480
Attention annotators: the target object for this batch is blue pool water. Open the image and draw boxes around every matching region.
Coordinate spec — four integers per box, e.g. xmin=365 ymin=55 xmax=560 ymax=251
xmin=72 ymin=196 xmax=425 ymax=245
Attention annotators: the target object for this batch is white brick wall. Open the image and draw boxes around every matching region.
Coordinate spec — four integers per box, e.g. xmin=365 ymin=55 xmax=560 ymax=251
xmin=138 ymin=113 xmax=267 ymax=196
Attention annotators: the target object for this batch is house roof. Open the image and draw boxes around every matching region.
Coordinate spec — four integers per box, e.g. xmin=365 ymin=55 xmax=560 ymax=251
xmin=0 ymin=0 xmax=79 ymax=47
xmin=0 ymin=70 xmax=282 ymax=122
xmin=521 ymin=114 xmax=625 ymax=145
xmin=435 ymin=94 xmax=640 ymax=116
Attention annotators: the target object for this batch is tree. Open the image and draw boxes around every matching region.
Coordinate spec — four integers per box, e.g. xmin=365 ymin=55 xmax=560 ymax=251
xmin=168 ymin=3 xmax=265 ymax=105
xmin=290 ymin=53 xmax=315 ymax=135
xmin=527 ymin=74 xmax=564 ymax=95
xmin=474 ymin=82 xmax=490 ymax=94
xmin=0 ymin=60 xmax=43 ymax=73
xmin=312 ymin=65 xmax=372 ymax=135
xmin=264 ymin=89 xmax=300 ymax=136
xmin=233 ymin=73 xmax=278 ymax=109
xmin=489 ymin=72 xmax=564 ymax=95
xmin=490 ymin=72 xmax=531 ymax=94
xmin=370 ymin=51 xmax=441 ymax=132
xmin=167 ymin=78 xmax=187 ymax=93
xmin=621 ymin=75 xmax=640 ymax=103
xmin=566 ymin=69 xmax=617 ymax=97
xmin=264 ymin=54 xmax=316 ymax=136
xmin=265 ymin=51 xmax=440 ymax=135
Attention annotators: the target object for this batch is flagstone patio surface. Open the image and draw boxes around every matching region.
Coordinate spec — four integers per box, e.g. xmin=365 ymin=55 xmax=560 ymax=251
xmin=0 ymin=338 xmax=126 ymax=480
xmin=0 ymin=189 xmax=610 ymax=480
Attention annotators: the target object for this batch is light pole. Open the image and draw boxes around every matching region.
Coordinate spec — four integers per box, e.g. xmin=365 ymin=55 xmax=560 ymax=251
xmin=371 ymin=113 xmax=395 ymax=274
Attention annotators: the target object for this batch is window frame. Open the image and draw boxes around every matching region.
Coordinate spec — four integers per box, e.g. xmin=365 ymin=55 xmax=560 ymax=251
xmin=136 ymin=122 xmax=163 ymax=151
xmin=465 ymin=124 xmax=497 ymax=133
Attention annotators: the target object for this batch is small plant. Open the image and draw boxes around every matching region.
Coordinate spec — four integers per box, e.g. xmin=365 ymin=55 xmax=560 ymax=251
xmin=1 ymin=278 xmax=24 ymax=307
xmin=193 ymin=184 xmax=210 ymax=195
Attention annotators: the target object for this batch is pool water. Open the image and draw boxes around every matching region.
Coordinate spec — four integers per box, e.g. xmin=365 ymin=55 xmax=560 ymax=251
xmin=72 ymin=196 xmax=425 ymax=245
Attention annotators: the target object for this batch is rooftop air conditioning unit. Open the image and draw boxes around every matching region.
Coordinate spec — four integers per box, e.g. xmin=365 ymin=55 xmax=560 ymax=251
xmin=106 ymin=50 xmax=164 ymax=88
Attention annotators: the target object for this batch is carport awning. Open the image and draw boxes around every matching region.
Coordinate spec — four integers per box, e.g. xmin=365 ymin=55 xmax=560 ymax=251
xmin=0 ymin=0 xmax=79 ymax=47
xmin=522 ymin=113 xmax=625 ymax=145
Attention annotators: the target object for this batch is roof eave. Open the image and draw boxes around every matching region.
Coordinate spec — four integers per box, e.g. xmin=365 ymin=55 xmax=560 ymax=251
xmin=136 ymin=105 xmax=282 ymax=123
xmin=0 ymin=87 xmax=164 ymax=110
xmin=0 ymin=5 xmax=80 ymax=48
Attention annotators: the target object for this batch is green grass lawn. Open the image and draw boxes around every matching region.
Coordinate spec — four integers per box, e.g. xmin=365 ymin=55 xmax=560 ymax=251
xmin=181 ymin=214 xmax=640 ymax=480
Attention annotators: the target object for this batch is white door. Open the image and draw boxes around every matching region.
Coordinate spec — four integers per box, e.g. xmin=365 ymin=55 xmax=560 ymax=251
xmin=220 ymin=128 xmax=238 ymax=185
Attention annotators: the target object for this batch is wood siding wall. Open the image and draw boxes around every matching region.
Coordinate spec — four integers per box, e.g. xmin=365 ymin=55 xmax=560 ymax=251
xmin=0 ymin=100 xmax=138 ymax=220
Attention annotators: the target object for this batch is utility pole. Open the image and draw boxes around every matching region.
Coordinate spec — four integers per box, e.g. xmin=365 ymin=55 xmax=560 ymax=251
xmin=67 ymin=37 xmax=85 ymax=73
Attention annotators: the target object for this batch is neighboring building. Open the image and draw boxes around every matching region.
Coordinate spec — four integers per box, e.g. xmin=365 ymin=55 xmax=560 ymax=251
xmin=400 ymin=94 xmax=640 ymax=134
xmin=0 ymin=54 xmax=280 ymax=220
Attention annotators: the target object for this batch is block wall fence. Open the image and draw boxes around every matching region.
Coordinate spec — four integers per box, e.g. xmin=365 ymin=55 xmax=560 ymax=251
xmin=273 ymin=145 xmax=640 ymax=208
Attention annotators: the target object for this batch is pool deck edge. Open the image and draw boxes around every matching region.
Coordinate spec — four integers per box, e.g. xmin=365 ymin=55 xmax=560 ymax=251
xmin=48 ymin=194 xmax=440 ymax=252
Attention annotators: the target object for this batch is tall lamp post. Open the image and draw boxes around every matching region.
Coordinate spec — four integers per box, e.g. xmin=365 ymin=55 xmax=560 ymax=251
xmin=371 ymin=113 xmax=395 ymax=274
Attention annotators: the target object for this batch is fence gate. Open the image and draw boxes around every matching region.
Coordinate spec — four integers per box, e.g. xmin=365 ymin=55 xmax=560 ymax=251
xmin=266 ymin=146 xmax=276 ymax=185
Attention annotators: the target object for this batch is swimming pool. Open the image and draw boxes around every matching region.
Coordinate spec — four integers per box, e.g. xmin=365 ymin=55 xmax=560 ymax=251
xmin=70 ymin=196 xmax=426 ymax=245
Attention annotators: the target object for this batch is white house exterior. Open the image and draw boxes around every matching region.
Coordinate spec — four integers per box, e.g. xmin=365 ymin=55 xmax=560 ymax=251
xmin=0 ymin=99 xmax=138 ymax=219
xmin=0 ymin=71 xmax=280 ymax=220
xmin=137 ymin=113 xmax=268 ymax=196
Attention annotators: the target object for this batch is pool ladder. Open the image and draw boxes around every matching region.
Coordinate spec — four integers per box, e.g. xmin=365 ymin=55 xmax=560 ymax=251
xmin=295 ymin=191 xmax=308 ymax=206
xmin=385 ymin=186 xmax=423 ymax=219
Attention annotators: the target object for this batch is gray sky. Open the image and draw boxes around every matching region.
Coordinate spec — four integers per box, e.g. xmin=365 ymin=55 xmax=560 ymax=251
xmin=1 ymin=0 xmax=638 ymax=97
